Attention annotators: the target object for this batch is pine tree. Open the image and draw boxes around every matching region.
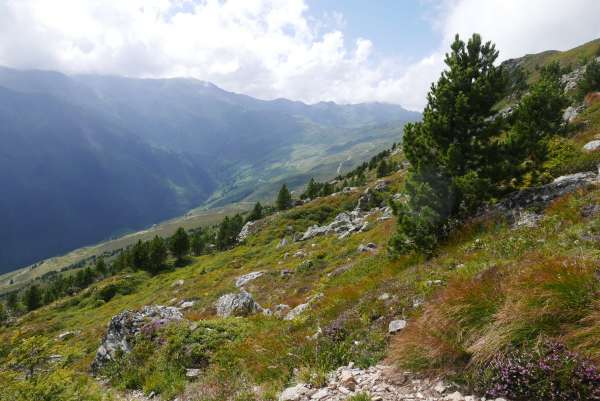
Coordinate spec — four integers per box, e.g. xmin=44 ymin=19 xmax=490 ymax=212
xmin=246 ymin=202 xmax=263 ymax=222
xmin=376 ymin=159 xmax=389 ymax=178
xmin=170 ymin=227 xmax=190 ymax=263
xmin=276 ymin=184 xmax=293 ymax=211
xmin=131 ymin=240 xmax=150 ymax=270
xmin=191 ymin=230 xmax=206 ymax=256
xmin=392 ymin=33 xmax=508 ymax=255
xmin=304 ymin=178 xmax=321 ymax=199
xmin=23 ymin=285 xmax=42 ymax=311
xmin=148 ymin=236 xmax=168 ymax=273
xmin=505 ymin=64 xmax=568 ymax=185
xmin=95 ymin=257 xmax=107 ymax=276
xmin=0 ymin=303 xmax=7 ymax=324
xmin=6 ymin=292 xmax=18 ymax=312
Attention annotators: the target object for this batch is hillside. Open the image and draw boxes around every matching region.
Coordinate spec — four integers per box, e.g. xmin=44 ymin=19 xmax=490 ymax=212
xmin=2 ymin=36 xmax=600 ymax=401
xmin=0 ymin=67 xmax=420 ymax=272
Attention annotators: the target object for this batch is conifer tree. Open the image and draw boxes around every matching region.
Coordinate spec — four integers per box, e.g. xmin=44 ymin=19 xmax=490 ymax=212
xmin=276 ymin=184 xmax=293 ymax=211
xmin=170 ymin=227 xmax=190 ymax=263
xmin=376 ymin=159 xmax=389 ymax=178
xmin=23 ymin=285 xmax=42 ymax=311
xmin=148 ymin=236 xmax=168 ymax=273
xmin=191 ymin=230 xmax=206 ymax=256
xmin=6 ymin=292 xmax=18 ymax=312
xmin=131 ymin=240 xmax=150 ymax=270
xmin=392 ymin=33 xmax=508 ymax=255
xmin=95 ymin=257 xmax=107 ymax=276
xmin=246 ymin=202 xmax=264 ymax=222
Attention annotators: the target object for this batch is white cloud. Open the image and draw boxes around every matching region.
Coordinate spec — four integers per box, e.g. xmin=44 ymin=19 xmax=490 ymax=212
xmin=0 ymin=0 xmax=599 ymax=111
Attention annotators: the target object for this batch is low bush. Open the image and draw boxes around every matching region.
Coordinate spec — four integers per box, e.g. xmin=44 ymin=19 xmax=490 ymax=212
xmin=470 ymin=341 xmax=600 ymax=401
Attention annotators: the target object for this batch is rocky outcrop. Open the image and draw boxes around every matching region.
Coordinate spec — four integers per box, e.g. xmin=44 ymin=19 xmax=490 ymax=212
xmin=491 ymin=171 xmax=599 ymax=222
xmin=583 ymin=140 xmax=600 ymax=152
xmin=92 ymin=305 xmax=183 ymax=373
xmin=215 ymin=291 xmax=262 ymax=317
xmin=300 ymin=211 xmax=367 ymax=241
xmin=235 ymin=271 xmax=264 ymax=288
xmin=279 ymin=364 xmax=502 ymax=401
xmin=237 ymin=221 xmax=262 ymax=243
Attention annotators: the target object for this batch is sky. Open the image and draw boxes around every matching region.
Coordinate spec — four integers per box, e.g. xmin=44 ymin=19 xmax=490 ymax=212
xmin=0 ymin=0 xmax=600 ymax=110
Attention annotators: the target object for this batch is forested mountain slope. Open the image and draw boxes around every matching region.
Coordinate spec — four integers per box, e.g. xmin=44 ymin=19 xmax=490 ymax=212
xmin=0 ymin=67 xmax=419 ymax=272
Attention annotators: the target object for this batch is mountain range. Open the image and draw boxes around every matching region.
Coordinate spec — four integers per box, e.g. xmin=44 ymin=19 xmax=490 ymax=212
xmin=0 ymin=67 xmax=419 ymax=272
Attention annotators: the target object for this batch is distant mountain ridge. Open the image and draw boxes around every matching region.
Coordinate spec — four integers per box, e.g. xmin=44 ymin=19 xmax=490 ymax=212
xmin=0 ymin=66 xmax=420 ymax=272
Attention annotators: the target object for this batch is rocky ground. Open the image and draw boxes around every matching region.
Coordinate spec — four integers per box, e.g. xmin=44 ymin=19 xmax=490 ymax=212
xmin=279 ymin=364 xmax=508 ymax=401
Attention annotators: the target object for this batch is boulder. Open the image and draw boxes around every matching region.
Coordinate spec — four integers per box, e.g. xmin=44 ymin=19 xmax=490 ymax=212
xmin=277 ymin=238 xmax=288 ymax=249
xmin=171 ymin=279 xmax=185 ymax=287
xmin=388 ymin=319 xmax=407 ymax=334
xmin=91 ymin=305 xmax=183 ymax=372
xmin=279 ymin=384 xmax=313 ymax=401
xmin=299 ymin=211 xmax=366 ymax=241
xmin=274 ymin=304 xmax=291 ymax=318
xmin=562 ymin=106 xmax=580 ymax=123
xmin=235 ymin=271 xmax=264 ymax=288
xmin=373 ymin=179 xmax=389 ymax=191
xmin=215 ymin=291 xmax=261 ymax=317
xmin=492 ymin=171 xmax=598 ymax=217
xmin=357 ymin=243 xmax=377 ymax=253
xmin=179 ymin=300 xmax=195 ymax=309
xmin=237 ymin=221 xmax=261 ymax=243
xmin=284 ymin=303 xmax=310 ymax=320
xmin=583 ymin=140 xmax=600 ymax=152
xmin=186 ymin=368 xmax=201 ymax=378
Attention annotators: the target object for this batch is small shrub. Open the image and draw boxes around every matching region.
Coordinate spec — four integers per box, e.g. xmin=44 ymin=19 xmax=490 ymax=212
xmin=347 ymin=392 xmax=372 ymax=401
xmin=470 ymin=341 xmax=600 ymax=401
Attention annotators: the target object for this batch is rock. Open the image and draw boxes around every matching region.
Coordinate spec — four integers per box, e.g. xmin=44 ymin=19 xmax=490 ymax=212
xmin=342 ymin=187 xmax=357 ymax=193
xmin=377 ymin=206 xmax=393 ymax=221
xmin=92 ymin=305 xmax=183 ymax=372
xmin=179 ymin=300 xmax=195 ymax=309
xmin=512 ymin=210 xmax=542 ymax=228
xmin=279 ymin=384 xmax=313 ymax=401
xmin=171 ymin=279 xmax=184 ymax=287
xmin=584 ymin=140 xmax=600 ymax=152
xmin=373 ymin=179 xmax=389 ymax=191
xmin=562 ymin=106 xmax=580 ymax=123
xmin=581 ymin=204 xmax=600 ymax=218
xmin=392 ymin=193 xmax=403 ymax=201
xmin=300 ymin=210 xmax=366 ymax=241
xmin=237 ymin=221 xmax=262 ymax=243
xmin=274 ymin=304 xmax=291 ymax=318
xmin=339 ymin=370 xmax=357 ymax=391
xmin=235 ymin=271 xmax=264 ymax=288
xmin=277 ymin=238 xmax=288 ymax=249
xmin=215 ymin=291 xmax=261 ymax=317
xmin=357 ymin=243 xmax=377 ymax=253
xmin=281 ymin=269 xmax=293 ymax=277
xmin=444 ymin=391 xmax=465 ymax=401
xmin=293 ymin=250 xmax=307 ymax=258
xmin=186 ymin=368 xmax=201 ymax=378
xmin=388 ymin=319 xmax=407 ymax=334
xmin=491 ymin=171 xmax=599 ymax=219
xmin=56 ymin=331 xmax=75 ymax=341
xmin=284 ymin=303 xmax=310 ymax=320
xmin=378 ymin=293 xmax=390 ymax=301
xmin=310 ymin=388 xmax=330 ymax=400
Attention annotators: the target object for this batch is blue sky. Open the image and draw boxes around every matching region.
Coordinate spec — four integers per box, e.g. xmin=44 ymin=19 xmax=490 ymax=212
xmin=307 ymin=0 xmax=440 ymax=62
xmin=1 ymin=0 xmax=600 ymax=110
